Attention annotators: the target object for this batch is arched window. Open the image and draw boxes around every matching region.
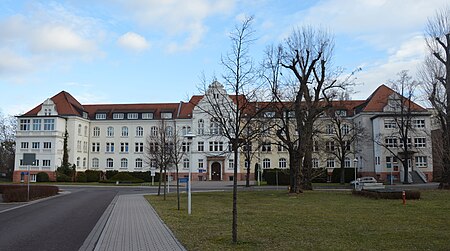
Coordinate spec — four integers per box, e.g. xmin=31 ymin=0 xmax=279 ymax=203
xmin=312 ymin=158 xmax=319 ymax=168
xmin=83 ymin=157 xmax=86 ymax=168
xmin=341 ymin=124 xmax=350 ymax=135
xmin=92 ymin=158 xmax=99 ymax=168
xmin=183 ymin=158 xmax=190 ymax=169
xmin=345 ymin=157 xmax=351 ymax=168
xmin=76 ymin=157 xmax=80 ymax=167
xmin=84 ymin=126 xmax=88 ymax=137
xmin=120 ymin=158 xmax=128 ymax=169
xmin=278 ymin=158 xmax=287 ymax=168
xmin=107 ymin=127 xmax=114 ymax=137
xmin=182 ymin=126 xmax=191 ymax=135
xmin=121 ymin=126 xmax=128 ymax=137
xmin=106 ymin=158 xmax=114 ymax=168
xmin=135 ymin=158 xmax=143 ymax=169
xmin=198 ymin=119 xmax=204 ymax=135
xmin=93 ymin=127 xmax=100 ymax=137
xmin=166 ymin=126 xmax=173 ymax=137
xmin=263 ymin=158 xmax=271 ymax=169
xmin=78 ymin=124 xmax=82 ymax=136
xmin=210 ymin=118 xmax=221 ymax=135
xmin=151 ymin=126 xmax=158 ymax=137
xmin=136 ymin=126 xmax=144 ymax=137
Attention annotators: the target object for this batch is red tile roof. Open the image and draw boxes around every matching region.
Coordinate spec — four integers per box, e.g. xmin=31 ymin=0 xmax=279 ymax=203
xmin=23 ymin=91 xmax=85 ymax=117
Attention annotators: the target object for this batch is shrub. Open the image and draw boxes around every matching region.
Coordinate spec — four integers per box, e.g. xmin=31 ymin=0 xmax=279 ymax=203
xmin=129 ymin=171 xmax=160 ymax=182
xmin=331 ymin=168 xmax=355 ymax=183
xmin=85 ymin=170 xmax=102 ymax=182
xmin=76 ymin=172 xmax=87 ymax=182
xmin=106 ymin=170 xmax=119 ymax=180
xmin=57 ymin=173 xmax=72 ymax=182
xmin=352 ymin=190 xmax=421 ymax=200
xmin=36 ymin=172 xmax=50 ymax=182
xmin=2 ymin=185 xmax=59 ymax=202
xmin=103 ymin=172 xmax=144 ymax=183
xmin=262 ymin=169 xmax=290 ymax=185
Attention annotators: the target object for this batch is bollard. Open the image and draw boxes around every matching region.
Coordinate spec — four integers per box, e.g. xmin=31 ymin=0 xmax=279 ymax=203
xmin=402 ymin=190 xmax=406 ymax=205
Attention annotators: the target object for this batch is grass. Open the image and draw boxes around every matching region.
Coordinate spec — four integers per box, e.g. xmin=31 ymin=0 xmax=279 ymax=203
xmin=146 ymin=190 xmax=450 ymax=251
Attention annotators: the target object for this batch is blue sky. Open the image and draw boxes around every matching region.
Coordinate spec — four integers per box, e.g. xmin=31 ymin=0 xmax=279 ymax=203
xmin=0 ymin=0 xmax=447 ymax=116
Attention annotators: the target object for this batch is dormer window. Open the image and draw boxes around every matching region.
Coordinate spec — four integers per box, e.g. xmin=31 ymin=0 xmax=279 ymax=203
xmin=83 ymin=112 xmax=88 ymax=119
xmin=96 ymin=113 xmax=106 ymax=120
xmin=161 ymin=112 xmax=172 ymax=119
xmin=142 ymin=113 xmax=153 ymax=119
xmin=113 ymin=113 xmax=124 ymax=119
xmin=127 ymin=113 xmax=138 ymax=119
xmin=264 ymin=112 xmax=275 ymax=118
xmin=335 ymin=110 xmax=347 ymax=117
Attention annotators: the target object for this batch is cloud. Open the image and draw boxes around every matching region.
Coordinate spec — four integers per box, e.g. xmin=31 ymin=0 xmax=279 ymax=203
xmin=0 ymin=2 xmax=103 ymax=77
xmin=117 ymin=32 xmax=150 ymax=52
xmin=116 ymin=0 xmax=234 ymax=52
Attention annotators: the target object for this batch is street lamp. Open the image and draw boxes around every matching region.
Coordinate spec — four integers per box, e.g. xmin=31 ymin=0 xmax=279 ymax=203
xmin=184 ymin=132 xmax=196 ymax=215
xmin=353 ymin=158 xmax=358 ymax=190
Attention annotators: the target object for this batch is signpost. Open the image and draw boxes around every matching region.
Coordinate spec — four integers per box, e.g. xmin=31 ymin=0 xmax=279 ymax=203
xmin=23 ymin=153 xmax=36 ymax=201
xmin=151 ymin=170 xmax=156 ymax=186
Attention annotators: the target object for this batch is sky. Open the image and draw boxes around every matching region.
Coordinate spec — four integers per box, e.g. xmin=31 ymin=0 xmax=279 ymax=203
xmin=0 ymin=0 xmax=448 ymax=116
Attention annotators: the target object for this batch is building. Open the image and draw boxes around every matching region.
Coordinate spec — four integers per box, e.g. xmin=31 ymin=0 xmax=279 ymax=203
xmin=13 ymin=83 xmax=433 ymax=183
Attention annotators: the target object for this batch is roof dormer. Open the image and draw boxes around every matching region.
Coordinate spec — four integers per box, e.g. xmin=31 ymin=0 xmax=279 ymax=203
xmin=37 ymin=98 xmax=58 ymax=116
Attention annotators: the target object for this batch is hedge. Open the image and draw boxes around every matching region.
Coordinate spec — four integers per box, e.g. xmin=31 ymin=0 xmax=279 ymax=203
xmin=85 ymin=170 xmax=103 ymax=182
xmin=76 ymin=172 xmax=87 ymax=182
xmin=352 ymin=190 xmax=421 ymax=200
xmin=262 ymin=169 xmax=290 ymax=185
xmin=101 ymin=172 xmax=144 ymax=183
xmin=331 ymin=168 xmax=356 ymax=183
xmin=36 ymin=172 xmax=50 ymax=182
xmin=1 ymin=185 xmax=59 ymax=202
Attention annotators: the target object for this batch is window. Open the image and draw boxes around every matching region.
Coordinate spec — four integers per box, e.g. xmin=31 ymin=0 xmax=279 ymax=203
xmin=326 ymin=124 xmax=334 ymax=134
xmin=226 ymin=159 xmax=233 ymax=169
xmin=32 ymin=119 xmax=41 ymax=130
xmin=135 ymin=158 xmax=143 ymax=169
xmin=32 ymin=142 xmax=40 ymax=149
xmin=107 ymin=127 xmax=114 ymax=137
xmin=21 ymin=142 xmax=29 ymax=149
xmin=386 ymin=156 xmax=392 ymax=169
xmin=244 ymin=159 xmax=250 ymax=169
xmin=345 ymin=157 xmax=351 ymax=168
xmin=113 ymin=113 xmax=124 ymax=119
xmin=412 ymin=119 xmax=425 ymax=128
xmin=93 ymin=127 xmax=100 ymax=137
xmin=197 ymin=142 xmax=204 ymax=151
xmin=415 ymin=156 xmax=427 ymax=168
xmin=106 ymin=142 xmax=115 ymax=153
xmin=277 ymin=143 xmax=287 ymax=152
xmin=198 ymin=159 xmax=204 ymax=169
xmin=263 ymin=158 xmax=271 ymax=169
xmin=76 ymin=157 xmax=80 ymax=167
xmin=106 ymin=158 xmax=114 ymax=168
xmin=92 ymin=142 xmax=100 ymax=152
xmin=384 ymin=119 xmax=397 ymax=128
xmin=210 ymin=118 xmax=221 ymax=135
xmin=92 ymin=158 xmax=99 ymax=168
xmin=243 ymin=143 xmax=252 ymax=152
xmin=83 ymin=142 xmax=88 ymax=153
xmin=20 ymin=119 xmax=31 ymax=131
xmin=120 ymin=142 xmax=129 ymax=153
xmin=136 ymin=126 xmax=144 ymax=137
xmin=385 ymin=137 xmax=398 ymax=148
xmin=414 ymin=137 xmax=426 ymax=148
xmin=151 ymin=126 xmax=158 ymax=136
xmin=198 ymin=119 xmax=204 ymax=135
xmin=183 ymin=158 xmax=190 ymax=169
xmin=166 ymin=126 xmax=173 ymax=137
xmin=150 ymin=159 xmax=157 ymax=168
xmin=43 ymin=119 xmax=55 ymax=131
xmin=76 ymin=140 xmax=82 ymax=152
xmin=96 ymin=113 xmax=106 ymax=120
xmin=43 ymin=142 xmax=51 ymax=149
xmin=399 ymin=138 xmax=412 ymax=148
xmin=120 ymin=158 xmax=128 ymax=169
xmin=341 ymin=124 xmax=350 ymax=135
xmin=83 ymin=158 xmax=86 ymax=168
xmin=43 ymin=160 xmax=51 ymax=167
xmin=182 ymin=126 xmax=191 ymax=135
xmin=209 ymin=141 xmax=223 ymax=152
xmin=149 ymin=142 xmax=159 ymax=153
xmin=279 ymin=158 xmax=287 ymax=168
xmin=128 ymin=113 xmax=138 ymax=119
xmin=326 ymin=158 xmax=335 ymax=168
xmin=121 ymin=126 xmax=129 ymax=137
xmin=84 ymin=126 xmax=88 ymax=136
xmin=135 ymin=142 xmax=144 ymax=153
xmin=264 ymin=111 xmax=275 ymax=118
xmin=182 ymin=142 xmax=190 ymax=152
xmin=313 ymin=140 xmax=319 ymax=152
xmin=78 ymin=124 xmax=82 ymax=135
xmin=261 ymin=142 xmax=272 ymax=152
xmin=312 ymin=158 xmax=319 ymax=168
xmin=142 ymin=113 xmax=153 ymax=119
xmin=325 ymin=141 xmax=335 ymax=152
xmin=161 ymin=112 xmax=172 ymax=119
xmin=335 ymin=110 xmax=347 ymax=117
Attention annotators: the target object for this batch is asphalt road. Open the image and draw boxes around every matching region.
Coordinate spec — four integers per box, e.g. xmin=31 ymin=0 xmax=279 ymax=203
xmin=0 ymin=187 xmax=119 ymax=251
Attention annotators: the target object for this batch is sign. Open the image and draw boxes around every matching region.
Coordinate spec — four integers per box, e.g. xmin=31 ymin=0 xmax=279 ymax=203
xmin=23 ymin=153 xmax=36 ymax=166
xmin=21 ymin=172 xmax=29 ymax=175
xmin=198 ymin=169 xmax=205 ymax=173
xmin=179 ymin=177 xmax=188 ymax=183
xmin=151 ymin=171 xmax=156 ymax=177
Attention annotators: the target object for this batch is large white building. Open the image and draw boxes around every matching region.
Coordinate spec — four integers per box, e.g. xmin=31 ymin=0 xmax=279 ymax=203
xmin=13 ymin=83 xmax=434 ymax=183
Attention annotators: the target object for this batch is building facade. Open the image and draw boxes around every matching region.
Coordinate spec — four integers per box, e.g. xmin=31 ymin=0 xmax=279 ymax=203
xmin=13 ymin=83 xmax=434 ymax=183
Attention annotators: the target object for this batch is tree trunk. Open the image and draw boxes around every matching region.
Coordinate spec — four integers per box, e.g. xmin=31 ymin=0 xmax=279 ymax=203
xmin=340 ymin=159 xmax=346 ymax=184
xmin=245 ymin=160 xmax=251 ymax=187
xmin=163 ymin=166 xmax=167 ymax=200
xmin=232 ymin=145 xmax=239 ymax=243
xmin=289 ymin=151 xmax=302 ymax=193
xmin=176 ymin=164 xmax=180 ymax=210
xmin=302 ymin=150 xmax=313 ymax=190
xmin=402 ymin=157 xmax=410 ymax=184
xmin=158 ymin=165 xmax=163 ymax=196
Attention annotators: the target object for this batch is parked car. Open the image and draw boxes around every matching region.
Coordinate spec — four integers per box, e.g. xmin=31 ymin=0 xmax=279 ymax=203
xmin=350 ymin=176 xmax=377 ymax=185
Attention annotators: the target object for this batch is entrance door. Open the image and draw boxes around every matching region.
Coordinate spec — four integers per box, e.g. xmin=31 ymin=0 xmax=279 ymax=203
xmin=211 ymin=162 xmax=221 ymax=181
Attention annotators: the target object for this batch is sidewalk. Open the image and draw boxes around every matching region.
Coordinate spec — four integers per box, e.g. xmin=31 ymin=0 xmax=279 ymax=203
xmin=81 ymin=194 xmax=186 ymax=251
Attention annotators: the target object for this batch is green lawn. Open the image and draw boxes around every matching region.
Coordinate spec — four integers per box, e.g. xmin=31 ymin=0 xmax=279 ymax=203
xmin=146 ymin=190 xmax=450 ymax=251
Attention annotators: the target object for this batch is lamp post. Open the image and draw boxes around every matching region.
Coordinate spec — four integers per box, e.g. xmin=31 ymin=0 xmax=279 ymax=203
xmin=184 ymin=132 xmax=196 ymax=215
xmin=353 ymin=158 xmax=358 ymax=190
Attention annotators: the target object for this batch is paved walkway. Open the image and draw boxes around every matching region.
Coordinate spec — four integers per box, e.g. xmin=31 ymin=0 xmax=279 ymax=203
xmin=81 ymin=194 xmax=185 ymax=251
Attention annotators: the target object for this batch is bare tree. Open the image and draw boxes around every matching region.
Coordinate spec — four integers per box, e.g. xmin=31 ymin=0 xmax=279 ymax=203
xmin=170 ymin=123 xmax=188 ymax=210
xmin=0 ymin=112 xmax=15 ymax=179
xmin=422 ymin=6 xmax=450 ymax=185
xmin=373 ymin=71 xmax=420 ymax=184
xmin=265 ymin=26 xmax=343 ymax=192
xmin=197 ymin=16 xmax=266 ymax=244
